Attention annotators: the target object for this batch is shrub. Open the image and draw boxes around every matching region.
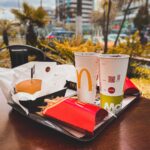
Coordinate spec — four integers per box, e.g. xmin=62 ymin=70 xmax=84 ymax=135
xmin=128 ymin=61 xmax=150 ymax=78
xmin=108 ymin=31 xmax=150 ymax=58
xmin=131 ymin=78 xmax=150 ymax=99
xmin=0 ymin=49 xmax=11 ymax=68
xmin=38 ymin=36 xmax=103 ymax=64
xmin=108 ymin=32 xmax=150 ymax=78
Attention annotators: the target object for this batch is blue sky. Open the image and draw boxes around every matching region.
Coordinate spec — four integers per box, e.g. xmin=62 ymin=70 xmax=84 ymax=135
xmin=0 ymin=0 xmax=55 ymax=19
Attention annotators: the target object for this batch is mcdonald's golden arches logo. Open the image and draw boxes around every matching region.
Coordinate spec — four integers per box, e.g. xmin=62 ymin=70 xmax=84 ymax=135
xmin=76 ymin=68 xmax=92 ymax=91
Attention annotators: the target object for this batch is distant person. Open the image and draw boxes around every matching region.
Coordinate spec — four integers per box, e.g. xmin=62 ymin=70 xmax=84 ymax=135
xmin=145 ymin=28 xmax=150 ymax=41
xmin=139 ymin=32 xmax=148 ymax=45
xmin=26 ymin=24 xmax=37 ymax=46
xmin=2 ymin=30 xmax=9 ymax=46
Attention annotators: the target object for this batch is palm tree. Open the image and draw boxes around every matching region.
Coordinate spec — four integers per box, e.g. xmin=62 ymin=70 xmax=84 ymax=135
xmin=0 ymin=20 xmax=12 ymax=46
xmin=11 ymin=2 xmax=49 ymax=46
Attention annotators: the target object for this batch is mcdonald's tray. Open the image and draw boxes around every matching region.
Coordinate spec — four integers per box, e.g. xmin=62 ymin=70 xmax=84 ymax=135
xmin=8 ymin=90 xmax=140 ymax=142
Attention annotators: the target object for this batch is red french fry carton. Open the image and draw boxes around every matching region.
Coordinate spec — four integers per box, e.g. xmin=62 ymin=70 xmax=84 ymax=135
xmin=124 ymin=77 xmax=140 ymax=95
xmin=42 ymin=98 xmax=108 ymax=133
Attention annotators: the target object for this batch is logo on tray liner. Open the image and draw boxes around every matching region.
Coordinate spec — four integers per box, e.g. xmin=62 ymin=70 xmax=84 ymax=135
xmin=76 ymin=68 xmax=92 ymax=91
xmin=45 ymin=66 xmax=51 ymax=72
xmin=108 ymin=87 xmax=115 ymax=94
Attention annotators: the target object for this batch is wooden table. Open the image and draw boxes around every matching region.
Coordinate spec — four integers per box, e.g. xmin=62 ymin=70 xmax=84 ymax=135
xmin=0 ymin=90 xmax=150 ymax=150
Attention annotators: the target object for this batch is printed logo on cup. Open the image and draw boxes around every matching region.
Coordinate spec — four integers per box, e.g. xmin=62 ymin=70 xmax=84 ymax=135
xmin=108 ymin=87 xmax=115 ymax=94
xmin=76 ymin=68 xmax=92 ymax=91
xmin=45 ymin=66 xmax=51 ymax=72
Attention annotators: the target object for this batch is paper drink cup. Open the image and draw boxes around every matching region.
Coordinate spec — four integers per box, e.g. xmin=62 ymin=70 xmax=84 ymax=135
xmin=99 ymin=54 xmax=129 ymax=114
xmin=75 ymin=52 xmax=99 ymax=104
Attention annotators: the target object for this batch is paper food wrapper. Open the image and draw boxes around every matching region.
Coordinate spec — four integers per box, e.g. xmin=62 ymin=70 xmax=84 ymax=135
xmin=0 ymin=68 xmax=15 ymax=102
xmin=124 ymin=77 xmax=140 ymax=95
xmin=0 ymin=62 xmax=76 ymax=114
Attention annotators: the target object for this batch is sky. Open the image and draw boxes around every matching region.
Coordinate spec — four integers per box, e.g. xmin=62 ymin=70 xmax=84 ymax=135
xmin=0 ymin=0 xmax=55 ymax=20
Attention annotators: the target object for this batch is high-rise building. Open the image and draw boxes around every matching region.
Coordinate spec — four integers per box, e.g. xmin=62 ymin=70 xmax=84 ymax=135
xmin=56 ymin=0 xmax=94 ymax=30
xmin=94 ymin=0 xmax=101 ymax=11
xmin=44 ymin=7 xmax=56 ymax=24
xmin=114 ymin=0 xmax=150 ymax=30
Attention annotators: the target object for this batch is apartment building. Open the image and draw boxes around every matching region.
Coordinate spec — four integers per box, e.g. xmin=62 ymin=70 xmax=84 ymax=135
xmin=56 ymin=0 xmax=94 ymax=27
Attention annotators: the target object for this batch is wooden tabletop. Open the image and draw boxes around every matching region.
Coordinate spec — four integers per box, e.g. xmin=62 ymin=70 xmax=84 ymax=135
xmin=0 ymin=90 xmax=150 ymax=150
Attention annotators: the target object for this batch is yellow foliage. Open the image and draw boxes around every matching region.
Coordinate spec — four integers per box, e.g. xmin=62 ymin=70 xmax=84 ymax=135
xmin=131 ymin=78 xmax=150 ymax=99
xmin=0 ymin=49 xmax=10 ymax=60
xmin=0 ymin=49 xmax=11 ymax=68
xmin=53 ymin=38 xmax=102 ymax=53
xmin=38 ymin=36 xmax=103 ymax=64
xmin=108 ymin=31 xmax=150 ymax=58
xmin=130 ymin=62 xmax=150 ymax=78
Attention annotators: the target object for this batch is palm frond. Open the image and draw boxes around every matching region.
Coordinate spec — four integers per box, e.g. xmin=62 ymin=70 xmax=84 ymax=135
xmin=33 ymin=7 xmax=50 ymax=27
xmin=11 ymin=2 xmax=50 ymax=27
xmin=11 ymin=9 xmax=27 ymax=23
xmin=22 ymin=2 xmax=34 ymax=19
xmin=0 ymin=20 xmax=12 ymax=32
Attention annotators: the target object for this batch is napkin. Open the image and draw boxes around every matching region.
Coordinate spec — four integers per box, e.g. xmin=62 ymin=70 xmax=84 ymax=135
xmin=0 ymin=68 xmax=15 ymax=102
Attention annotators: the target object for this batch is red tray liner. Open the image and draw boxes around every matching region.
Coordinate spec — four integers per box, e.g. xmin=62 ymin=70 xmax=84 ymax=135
xmin=43 ymin=98 xmax=108 ymax=133
xmin=124 ymin=77 xmax=140 ymax=95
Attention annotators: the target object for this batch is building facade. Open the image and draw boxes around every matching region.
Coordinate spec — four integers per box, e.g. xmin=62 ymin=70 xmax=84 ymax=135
xmin=93 ymin=0 xmax=101 ymax=11
xmin=113 ymin=0 xmax=150 ymax=31
xmin=56 ymin=0 xmax=94 ymax=31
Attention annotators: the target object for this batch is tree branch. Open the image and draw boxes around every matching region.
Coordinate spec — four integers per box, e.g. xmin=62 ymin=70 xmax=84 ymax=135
xmin=114 ymin=0 xmax=133 ymax=47
xmin=104 ymin=0 xmax=112 ymax=53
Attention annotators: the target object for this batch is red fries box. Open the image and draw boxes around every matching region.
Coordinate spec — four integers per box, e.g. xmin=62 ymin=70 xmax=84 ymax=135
xmin=43 ymin=98 xmax=108 ymax=133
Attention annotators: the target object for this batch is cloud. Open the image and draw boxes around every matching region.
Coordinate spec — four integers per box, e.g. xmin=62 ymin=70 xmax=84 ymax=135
xmin=0 ymin=0 xmax=18 ymax=8
xmin=0 ymin=0 xmax=55 ymax=19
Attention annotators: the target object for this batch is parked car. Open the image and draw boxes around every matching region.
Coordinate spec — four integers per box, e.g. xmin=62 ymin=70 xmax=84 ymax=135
xmin=51 ymin=27 xmax=66 ymax=32
xmin=93 ymin=36 xmax=114 ymax=47
xmin=108 ymin=33 xmax=127 ymax=43
xmin=83 ymin=35 xmax=92 ymax=41
xmin=93 ymin=33 xmax=127 ymax=47
xmin=46 ymin=31 xmax=75 ymax=41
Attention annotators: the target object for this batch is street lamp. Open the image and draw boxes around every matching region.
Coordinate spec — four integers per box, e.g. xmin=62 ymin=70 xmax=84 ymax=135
xmin=18 ymin=0 xmax=21 ymax=10
xmin=76 ymin=0 xmax=82 ymax=36
xmin=40 ymin=0 xmax=43 ymax=7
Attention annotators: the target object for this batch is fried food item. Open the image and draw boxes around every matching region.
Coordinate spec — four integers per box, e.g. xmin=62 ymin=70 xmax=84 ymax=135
xmin=15 ymin=79 xmax=42 ymax=94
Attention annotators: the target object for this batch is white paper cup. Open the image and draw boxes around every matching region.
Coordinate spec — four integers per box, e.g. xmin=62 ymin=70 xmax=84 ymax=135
xmin=99 ymin=54 xmax=129 ymax=113
xmin=75 ymin=52 xmax=99 ymax=104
